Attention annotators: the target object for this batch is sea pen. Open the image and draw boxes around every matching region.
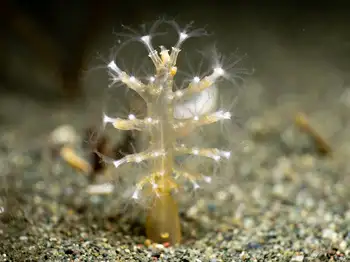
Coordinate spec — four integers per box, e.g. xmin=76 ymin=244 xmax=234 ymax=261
xmin=103 ymin=21 xmax=233 ymax=244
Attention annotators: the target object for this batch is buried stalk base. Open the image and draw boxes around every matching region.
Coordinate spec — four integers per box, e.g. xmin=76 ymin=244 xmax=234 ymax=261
xmin=145 ymin=192 xmax=181 ymax=245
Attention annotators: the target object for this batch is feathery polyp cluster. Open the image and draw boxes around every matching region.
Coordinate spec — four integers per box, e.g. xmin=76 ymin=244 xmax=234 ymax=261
xmin=104 ymin=24 xmax=231 ymax=200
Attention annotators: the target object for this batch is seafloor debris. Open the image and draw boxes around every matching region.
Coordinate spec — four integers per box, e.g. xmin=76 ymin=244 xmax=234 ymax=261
xmin=49 ymin=124 xmax=136 ymax=182
xmin=49 ymin=124 xmax=80 ymax=146
xmin=49 ymin=124 xmax=91 ymax=173
xmin=60 ymin=145 xmax=91 ymax=174
xmin=294 ymin=112 xmax=332 ymax=155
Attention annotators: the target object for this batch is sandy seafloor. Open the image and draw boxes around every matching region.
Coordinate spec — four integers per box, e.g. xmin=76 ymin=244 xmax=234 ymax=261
xmin=1 ymin=11 xmax=350 ymax=262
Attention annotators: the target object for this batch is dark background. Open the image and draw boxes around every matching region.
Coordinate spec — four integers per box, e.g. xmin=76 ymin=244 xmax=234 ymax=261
xmin=1 ymin=0 xmax=350 ymax=145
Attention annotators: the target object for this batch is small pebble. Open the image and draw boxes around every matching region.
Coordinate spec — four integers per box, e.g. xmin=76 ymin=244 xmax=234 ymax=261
xmin=216 ymin=190 xmax=229 ymax=201
xmin=49 ymin=125 xmax=80 ymax=146
xmin=290 ymin=253 xmax=304 ymax=262
xmin=144 ymin=239 xmax=152 ymax=247
xmin=322 ymin=228 xmax=338 ymax=241
xmin=19 ymin=236 xmax=28 ymax=241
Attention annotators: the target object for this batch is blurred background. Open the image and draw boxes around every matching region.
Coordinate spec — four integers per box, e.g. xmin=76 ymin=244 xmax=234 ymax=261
xmin=1 ymin=0 xmax=350 ymax=147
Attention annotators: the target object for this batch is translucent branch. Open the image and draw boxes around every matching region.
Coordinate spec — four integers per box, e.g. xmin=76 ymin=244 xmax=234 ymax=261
xmin=169 ymin=31 xmax=194 ymax=66
xmin=175 ymin=67 xmax=225 ymax=99
xmin=170 ymin=25 xmax=207 ymax=65
xmin=173 ymin=167 xmax=212 ymax=190
xmin=174 ymin=144 xmax=231 ymax=161
xmin=103 ymin=114 xmax=158 ymax=131
xmin=131 ymin=176 xmax=149 ymax=199
xmin=108 ymin=61 xmax=146 ymax=95
xmin=112 ymin=149 xmax=166 ymax=169
xmin=173 ymin=110 xmax=231 ymax=134
xmin=140 ymin=35 xmax=163 ymax=69
xmin=170 ymin=47 xmax=181 ymax=67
